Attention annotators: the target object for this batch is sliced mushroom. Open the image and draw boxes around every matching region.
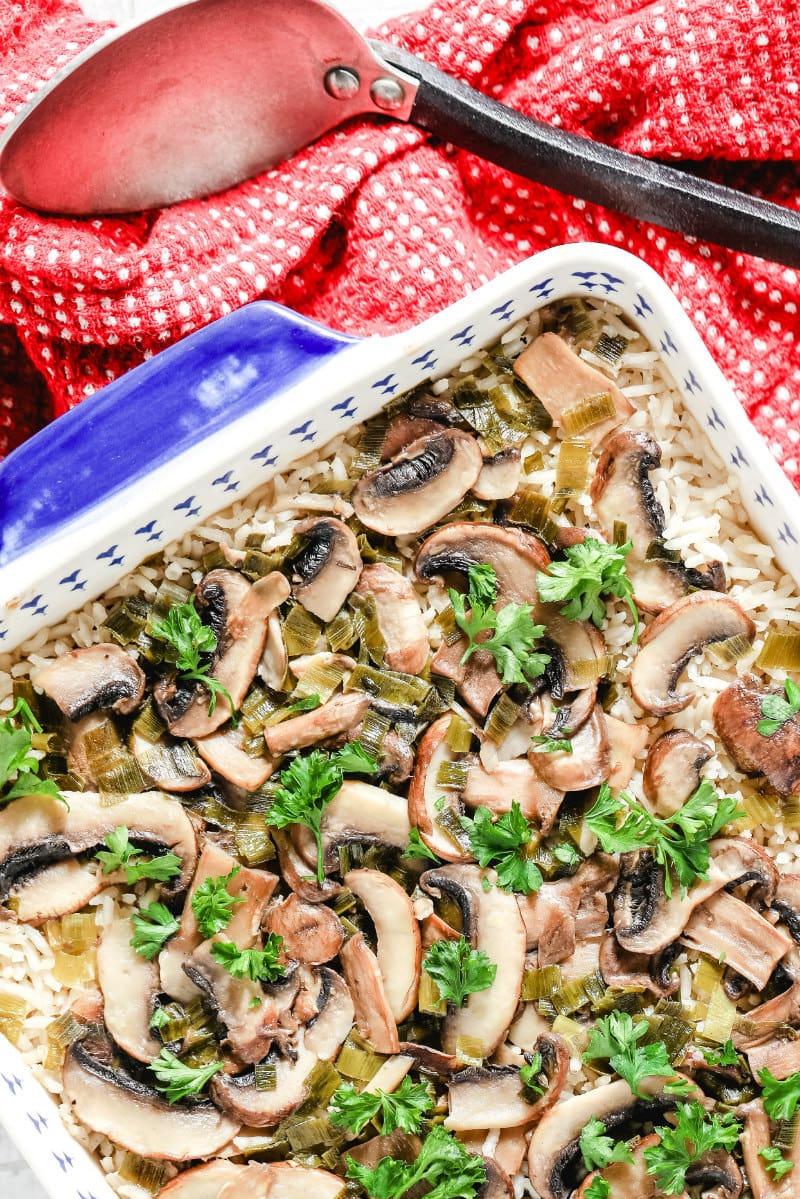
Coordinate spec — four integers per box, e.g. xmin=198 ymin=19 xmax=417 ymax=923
xmin=97 ymin=916 xmax=160 ymax=1062
xmin=415 ymin=522 xmax=550 ymax=607
xmin=541 ymin=609 xmax=607 ymax=702
xmin=714 ymin=674 xmax=800 ymax=799
xmin=263 ymin=894 xmax=344 ymax=965
xmin=302 ymin=966 xmax=355 ymax=1060
xmin=318 ymin=780 xmax=410 ymax=868
xmin=272 ymin=829 xmax=341 ymax=904
xmin=194 ymin=724 xmax=276 ymax=791
xmin=598 ymin=931 xmax=679 ymax=998
xmin=529 ymin=705 xmax=611 ymax=791
xmin=575 ymin=1134 xmax=659 ymax=1199
xmin=340 ymin=931 xmax=400 ymax=1053
xmin=352 ymin=429 xmax=483 ymax=536
xmin=473 ymin=449 xmax=522 ymax=501
xmin=605 ymin=714 xmax=650 ymax=789
xmin=430 ymin=636 xmax=503 ymax=718
xmin=345 ymin=868 xmax=421 ymax=1022
xmin=642 ymin=729 xmax=713 ymax=815
xmin=289 ymin=517 xmax=362 ymax=622
xmin=345 ymin=1130 xmax=421 ymax=1171
xmin=263 ymin=691 xmax=370 ymax=757
xmin=63 ymin=1032 xmax=239 ymax=1160
xmin=681 ymin=889 xmax=791 ymax=990
xmin=740 ymin=1099 xmax=800 ymax=1199
xmin=462 ymin=757 xmax=564 ymax=834
xmin=688 ymin=1150 xmax=743 ymax=1199
xmin=745 ymin=1035 xmax=800 ymax=1082
xmin=355 ymin=564 xmax=429 ymax=675
xmin=381 ymin=414 xmax=445 ymax=459
xmin=156 ymin=570 xmax=290 ymax=738
xmin=211 ymin=1042 xmax=318 ymax=1126
xmin=519 ymin=856 xmax=618 ymax=961
xmin=362 ymin=1054 xmax=414 ymax=1096
xmin=158 ymin=1161 xmax=245 ymax=1199
xmin=630 ymin=592 xmax=755 ymax=716
xmin=36 ymin=644 xmax=145 ymax=721
xmin=445 ymin=1066 xmax=543 ymax=1131
xmin=9 ymin=857 xmax=118 ymax=924
xmin=613 ymin=836 xmax=778 ymax=954
xmin=259 ymin=611 xmax=288 ymax=690
xmin=408 ymin=715 xmax=471 ymax=862
xmin=219 ymin=1162 xmax=346 ymax=1199
xmin=477 ymin=1158 xmax=515 ymax=1199
xmin=421 ymin=863 xmax=526 ymax=1057
xmin=0 ymin=789 xmax=197 ymax=916
xmin=513 ymin=332 xmax=633 ymax=445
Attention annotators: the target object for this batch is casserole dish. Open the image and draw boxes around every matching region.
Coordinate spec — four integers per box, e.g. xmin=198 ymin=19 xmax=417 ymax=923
xmin=1 ymin=241 xmax=800 ymax=1199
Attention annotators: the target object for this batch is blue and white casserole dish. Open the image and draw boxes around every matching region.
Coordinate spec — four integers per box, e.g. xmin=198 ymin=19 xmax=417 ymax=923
xmin=1 ymin=242 xmax=800 ymax=1199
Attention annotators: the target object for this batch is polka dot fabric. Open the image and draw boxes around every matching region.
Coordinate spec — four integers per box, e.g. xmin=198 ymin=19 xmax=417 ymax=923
xmin=1 ymin=0 xmax=799 ymax=480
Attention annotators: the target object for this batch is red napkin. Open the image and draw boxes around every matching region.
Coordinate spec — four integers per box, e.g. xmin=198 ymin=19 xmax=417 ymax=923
xmin=1 ymin=0 xmax=799 ymax=483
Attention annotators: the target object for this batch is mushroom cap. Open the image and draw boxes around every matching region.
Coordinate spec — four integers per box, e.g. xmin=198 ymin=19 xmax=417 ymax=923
xmin=415 ymin=521 xmax=550 ymax=607
xmin=345 ymin=868 xmax=421 ymax=1022
xmin=713 ymin=674 xmax=800 ymax=799
xmin=590 ymin=428 xmax=665 ymax=551
xmin=36 ymin=643 xmax=145 ymax=721
xmin=472 ymin=449 xmax=522 ymax=501
xmin=529 ymin=704 xmax=611 ymax=791
xmin=352 ymin=429 xmax=483 ymax=536
xmin=290 ymin=516 xmax=362 ymax=622
xmin=355 ymin=563 xmax=429 ymax=676
xmin=642 ymin=728 xmax=713 ymax=815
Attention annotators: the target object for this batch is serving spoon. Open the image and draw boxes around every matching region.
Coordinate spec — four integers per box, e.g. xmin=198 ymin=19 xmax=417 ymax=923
xmin=2 ymin=0 xmax=799 ymax=267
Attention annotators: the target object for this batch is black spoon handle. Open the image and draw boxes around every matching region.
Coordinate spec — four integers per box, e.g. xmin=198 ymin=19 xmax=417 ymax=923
xmin=374 ymin=40 xmax=800 ymax=269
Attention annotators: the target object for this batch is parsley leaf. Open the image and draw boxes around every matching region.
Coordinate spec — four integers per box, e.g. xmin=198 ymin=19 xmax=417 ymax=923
xmin=583 ymin=1180 xmax=610 ymax=1199
xmin=151 ymin=600 xmax=237 ymax=722
xmin=519 ymin=1052 xmax=545 ymax=1098
xmin=579 ymin=1117 xmax=634 ymax=1171
xmin=265 ymin=742 xmax=376 ymax=884
xmin=758 ymin=677 xmax=800 ymax=737
xmin=537 ymin=538 xmax=639 ymax=642
xmin=553 ymin=842 xmax=581 ymax=868
xmin=585 ymin=780 xmax=742 ymax=899
xmin=701 ymin=1039 xmax=738 ymax=1067
xmin=530 ymin=734 xmax=573 ymax=754
xmin=345 ymin=1125 xmax=486 ymax=1199
xmin=130 ymin=902 xmax=180 ymax=960
xmin=460 ymin=802 xmax=543 ymax=895
xmin=760 ymin=1068 xmax=800 ymax=1122
xmin=329 ymin=1076 xmax=433 ymax=1136
xmin=149 ymin=1007 xmax=171 ymax=1032
xmin=0 ymin=698 xmax=64 ymax=807
xmin=401 ymin=827 xmax=441 ymax=863
xmin=644 ymin=1101 xmax=740 ymax=1195
xmin=95 ymin=825 xmax=182 ymax=885
xmin=283 ymin=693 xmax=321 ymax=716
xmin=210 ymin=933 xmax=285 ymax=982
xmin=147 ymin=1048 xmax=223 ymax=1104
xmin=422 ymin=937 xmax=496 ymax=1008
xmin=191 ymin=866 xmax=244 ymax=939
xmin=582 ymin=1012 xmax=676 ymax=1097
xmin=449 ymin=565 xmax=550 ymax=685
xmin=759 ymin=1146 xmax=794 ymax=1181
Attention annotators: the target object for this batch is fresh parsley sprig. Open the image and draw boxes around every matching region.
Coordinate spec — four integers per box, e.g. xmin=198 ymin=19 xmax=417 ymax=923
xmin=579 ymin=1116 xmax=634 ymax=1171
xmin=519 ymin=1052 xmax=545 ymax=1098
xmin=345 ymin=1125 xmax=486 ymax=1199
xmin=582 ymin=1012 xmax=679 ymax=1098
xmin=583 ymin=1180 xmax=611 ymax=1199
xmin=644 ymin=1101 xmax=740 ymax=1195
xmin=460 ymin=802 xmax=542 ymax=895
xmin=95 ymin=825 xmax=182 ymax=885
xmin=422 ymin=937 xmax=496 ymax=1008
xmin=537 ymin=538 xmax=639 ymax=642
xmin=192 ymin=866 xmax=245 ymax=939
xmin=759 ymin=1068 xmax=800 ymax=1122
xmin=758 ymin=677 xmax=800 ymax=737
xmin=265 ymin=742 xmax=376 ymax=884
xmin=0 ymin=698 xmax=64 ymax=806
xmin=147 ymin=1048 xmax=223 ymax=1104
xmin=701 ymin=1039 xmax=738 ymax=1067
xmin=130 ymin=902 xmax=180 ymax=960
xmin=401 ymin=827 xmax=441 ymax=863
xmin=759 ymin=1146 xmax=794 ymax=1181
xmin=530 ymin=733 xmax=573 ymax=754
xmin=585 ymin=780 xmax=742 ymax=898
xmin=210 ymin=933 xmax=285 ymax=982
xmin=151 ymin=600 xmax=237 ymax=721
xmin=329 ymin=1076 xmax=433 ymax=1136
xmin=449 ymin=564 xmax=550 ymax=685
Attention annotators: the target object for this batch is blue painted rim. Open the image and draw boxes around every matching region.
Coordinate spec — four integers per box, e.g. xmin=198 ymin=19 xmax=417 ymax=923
xmin=0 ymin=303 xmax=357 ymax=566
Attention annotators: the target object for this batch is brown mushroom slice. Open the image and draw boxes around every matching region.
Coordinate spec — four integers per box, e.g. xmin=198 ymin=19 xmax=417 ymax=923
xmin=714 ymin=674 xmax=800 ymax=799
xmin=345 ymin=868 xmax=421 ymax=1022
xmin=541 ymin=609 xmax=607 ymax=703
xmin=575 ymin=1134 xmax=660 ymax=1199
xmin=421 ymin=864 xmax=526 ymax=1057
xmin=745 ymin=1036 xmax=800 ymax=1082
xmin=263 ymin=692 xmax=370 ymax=757
xmin=9 ymin=858 xmax=118 ymax=924
xmin=598 ymin=931 xmax=679 ymax=999
xmin=263 ymin=894 xmax=344 ymax=965
xmin=211 ymin=1043 xmax=319 ymax=1127
xmin=476 ymin=1158 xmax=514 ymax=1199
xmin=415 ymin=522 xmax=550 ymax=606
xmin=642 ymin=729 xmax=713 ymax=816
xmin=519 ymin=856 xmax=618 ymax=960
xmin=302 ymin=967 xmax=355 ymax=1060
xmin=318 ymin=780 xmax=411 ymax=867
xmin=381 ymin=415 xmax=445 ymax=459
xmin=492 ymin=1128 xmax=529 ymax=1180
xmin=605 ymin=715 xmax=650 ymax=790
xmin=681 ymin=890 xmax=791 ymax=990
xmin=219 ymin=1162 xmax=346 ymax=1199
xmin=272 ymin=829 xmax=341 ymax=904
xmin=740 ymin=1099 xmax=800 ymax=1199
xmin=132 ymin=732 xmax=212 ymax=793
xmin=430 ymin=636 xmax=503 ymax=719
xmin=529 ymin=705 xmax=611 ymax=791
xmin=473 ymin=449 xmax=522 ymax=501
xmin=445 ymin=1066 xmax=542 ymax=1131
xmin=259 ymin=611 xmax=288 ymax=690
xmin=36 ymin=643 xmax=146 ymax=721
xmin=290 ymin=517 xmax=362 ymax=622
xmin=160 ymin=570 xmax=290 ymax=739
xmin=340 ymin=931 xmax=400 ymax=1053
xmin=97 ymin=916 xmax=160 ymax=1062
xmin=0 ymin=789 xmax=197 ymax=915
xmin=352 ymin=429 xmax=483 ymax=536
xmin=408 ymin=715 xmax=471 ymax=861
xmin=528 ymin=1074 xmax=699 ymax=1199
xmin=630 ymin=592 xmax=755 ymax=716
xmin=513 ymin=332 xmax=633 ymax=445
xmin=613 ymin=836 xmax=778 ymax=954
xmin=194 ymin=724 xmax=276 ymax=790
xmin=63 ymin=1032 xmax=239 ymax=1160
xmin=462 ymin=758 xmax=564 ymax=834
xmin=158 ymin=1160 xmax=245 ymax=1199
xmin=355 ymin=564 xmax=429 ymax=676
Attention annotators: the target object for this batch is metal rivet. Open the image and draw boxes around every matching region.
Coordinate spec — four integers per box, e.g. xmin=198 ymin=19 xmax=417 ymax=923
xmin=324 ymin=67 xmax=361 ymax=100
xmin=370 ymin=78 xmax=406 ymax=111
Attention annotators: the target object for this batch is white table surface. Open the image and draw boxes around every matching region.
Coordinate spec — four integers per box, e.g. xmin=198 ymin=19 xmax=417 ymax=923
xmin=0 ymin=2 xmax=412 ymax=1193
